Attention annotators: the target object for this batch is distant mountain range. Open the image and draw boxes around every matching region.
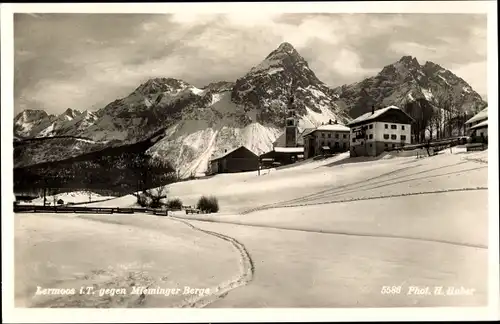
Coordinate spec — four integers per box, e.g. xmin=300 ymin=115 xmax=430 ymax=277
xmin=14 ymin=42 xmax=487 ymax=179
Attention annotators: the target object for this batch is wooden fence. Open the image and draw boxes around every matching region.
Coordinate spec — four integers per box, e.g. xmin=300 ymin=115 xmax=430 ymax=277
xmin=13 ymin=204 xmax=201 ymax=215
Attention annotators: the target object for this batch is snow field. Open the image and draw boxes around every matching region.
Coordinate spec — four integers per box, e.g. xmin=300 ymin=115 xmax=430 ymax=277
xmin=15 ymin=149 xmax=489 ymax=308
xmin=192 ymin=220 xmax=486 ymax=308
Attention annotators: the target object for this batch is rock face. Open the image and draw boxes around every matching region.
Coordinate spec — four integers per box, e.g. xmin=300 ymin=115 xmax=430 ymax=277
xmin=333 ymin=56 xmax=487 ymax=119
xmin=13 ymin=42 xmax=349 ymax=177
xmin=231 ymin=42 xmax=350 ymax=127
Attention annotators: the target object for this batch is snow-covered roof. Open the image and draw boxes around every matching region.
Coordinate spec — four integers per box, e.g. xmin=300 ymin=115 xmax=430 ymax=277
xmin=348 ymin=105 xmax=413 ymax=126
xmin=210 ymin=146 xmax=256 ymax=162
xmin=316 ymin=124 xmax=350 ymax=132
xmin=300 ymin=127 xmax=316 ymax=136
xmin=301 ymin=128 xmax=317 ymax=137
xmin=470 ymin=119 xmax=488 ymax=130
xmin=274 ymin=147 xmax=304 ymax=153
xmin=465 ymin=107 xmax=488 ymax=125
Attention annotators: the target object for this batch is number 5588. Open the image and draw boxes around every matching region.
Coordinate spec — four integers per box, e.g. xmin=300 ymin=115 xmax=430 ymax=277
xmin=381 ymin=286 xmax=402 ymax=294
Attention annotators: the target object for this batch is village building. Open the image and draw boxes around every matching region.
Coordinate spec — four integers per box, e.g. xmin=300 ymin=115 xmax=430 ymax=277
xmin=208 ymin=146 xmax=259 ymax=175
xmin=348 ymin=105 xmax=414 ymax=157
xmin=302 ymin=120 xmax=350 ymax=159
xmin=260 ymin=90 xmax=305 ymax=167
xmin=259 ymin=146 xmax=304 ymax=167
xmin=465 ymin=107 xmax=488 ymax=141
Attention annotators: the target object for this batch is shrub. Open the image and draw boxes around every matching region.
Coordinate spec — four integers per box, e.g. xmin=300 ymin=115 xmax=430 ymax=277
xmin=196 ymin=195 xmax=219 ymax=213
xmin=149 ymin=199 xmax=164 ymax=209
xmin=167 ymin=198 xmax=183 ymax=210
xmin=136 ymin=192 xmax=151 ymax=207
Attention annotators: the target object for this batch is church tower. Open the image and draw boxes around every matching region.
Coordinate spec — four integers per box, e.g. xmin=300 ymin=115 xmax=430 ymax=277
xmin=285 ymin=90 xmax=299 ymax=147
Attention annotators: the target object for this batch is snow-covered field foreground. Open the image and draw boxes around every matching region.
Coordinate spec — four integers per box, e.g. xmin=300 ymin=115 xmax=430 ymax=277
xmin=15 ymin=149 xmax=489 ymax=307
xmin=15 ymin=213 xmax=243 ymax=308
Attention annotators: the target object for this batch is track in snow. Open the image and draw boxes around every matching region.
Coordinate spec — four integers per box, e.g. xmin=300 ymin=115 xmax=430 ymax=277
xmin=241 ymin=160 xmax=484 ymax=215
xmin=183 ymin=189 xmax=489 ymax=250
xmin=169 ymin=217 xmax=255 ymax=308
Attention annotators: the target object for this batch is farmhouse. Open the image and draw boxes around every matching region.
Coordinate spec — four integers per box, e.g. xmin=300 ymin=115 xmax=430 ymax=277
xmin=208 ymin=146 xmax=259 ymax=175
xmin=465 ymin=107 xmax=488 ymax=140
xmin=302 ymin=120 xmax=350 ymax=159
xmin=348 ymin=105 xmax=414 ymax=157
xmin=259 ymin=146 xmax=304 ymax=167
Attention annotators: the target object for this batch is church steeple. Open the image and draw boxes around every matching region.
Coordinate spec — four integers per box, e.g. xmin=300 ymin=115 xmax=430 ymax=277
xmin=285 ymin=80 xmax=298 ymax=147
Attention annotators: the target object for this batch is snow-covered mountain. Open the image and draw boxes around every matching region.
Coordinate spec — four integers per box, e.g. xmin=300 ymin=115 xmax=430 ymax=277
xmin=14 ymin=42 xmax=349 ymax=177
xmin=14 ymin=109 xmax=54 ymax=138
xmin=146 ymin=42 xmax=350 ymax=177
xmin=13 ymin=46 xmax=487 ymax=178
xmin=333 ymin=56 xmax=487 ymax=119
xmin=14 ymin=108 xmax=92 ymax=138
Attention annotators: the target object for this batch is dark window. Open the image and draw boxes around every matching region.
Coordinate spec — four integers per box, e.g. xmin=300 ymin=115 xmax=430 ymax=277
xmin=369 ymin=124 xmax=373 ymax=129
xmin=385 ymin=124 xmax=388 ymax=129
xmin=392 ymin=144 xmax=396 ymax=148
xmin=343 ymin=143 xmax=347 ymax=148
xmin=287 ymin=119 xmax=294 ymax=126
xmin=328 ymin=133 xmax=331 ymax=138
xmin=343 ymin=134 xmax=347 ymax=139
xmin=385 ymin=143 xmax=388 ymax=148
xmin=322 ymin=133 xmax=325 ymax=138
xmin=352 ymin=138 xmax=356 ymax=143
xmin=401 ymin=135 xmax=407 ymax=141
xmin=369 ymin=134 xmax=373 ymax=139
xmin=402 ymin=125 xmax=405 ymax=130
xmin=391 ymin=134 xmax=397 ymax=140
xmin=321 ymin=141 xmax=325 ymax=146
xmin=370 ymin=144 xmax=373 ymax=147
xmin=335 ymin=134 xmax=339 ymax=139
xmin=383 ymin=134 xmax=389 ymax=140
xmin=391 ymin=124 xmax=397 ymax=129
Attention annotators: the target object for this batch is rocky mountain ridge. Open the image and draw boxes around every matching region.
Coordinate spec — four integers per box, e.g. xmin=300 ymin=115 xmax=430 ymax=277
xmin=14 ymin=42 xmax=350 ymax=177
xmin=14 ymin=44 xmax=487 ymax=177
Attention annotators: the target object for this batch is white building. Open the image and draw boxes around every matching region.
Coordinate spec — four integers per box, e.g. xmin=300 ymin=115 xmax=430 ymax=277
xmin=348 ymin=105 xmax=414 ymax=157
xmin=302 ymin=120 xmax=350 ymax=159
xmin=465 ymin=107 xmax=488 ymax=139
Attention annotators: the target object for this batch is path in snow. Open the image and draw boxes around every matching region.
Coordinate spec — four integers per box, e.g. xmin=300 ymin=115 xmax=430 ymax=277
xmin=169 ymin=217 xmax=254 ymax=308
xmin=14 ymin=213 xmax=243 ymax=308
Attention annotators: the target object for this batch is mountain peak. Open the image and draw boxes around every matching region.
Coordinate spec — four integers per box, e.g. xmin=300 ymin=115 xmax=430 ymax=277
xmin=265 ymin=42 xmax=302 ymax=61
xmin=334 ymin=56 xmax=487 ymax=120
xmin=277 ymin=42 xmax=296 ymax=53
xmin=398 ymin=55 xmax=420 ymax=67
xmin=62 ymin=108 xmax=81 ymax=116
xmin=15 ymin=109 xmax=49 ymax=122
xmin=134 ymin=77 xmax=190 ymax=95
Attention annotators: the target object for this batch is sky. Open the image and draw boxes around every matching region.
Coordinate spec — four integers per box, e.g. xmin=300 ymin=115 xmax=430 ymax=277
xmin=14 ymin=13 xmax=487 ymax=115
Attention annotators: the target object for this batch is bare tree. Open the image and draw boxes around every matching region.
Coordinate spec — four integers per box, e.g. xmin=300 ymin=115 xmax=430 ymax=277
xmin=145 ymin=185 xmax=168 ymax=209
